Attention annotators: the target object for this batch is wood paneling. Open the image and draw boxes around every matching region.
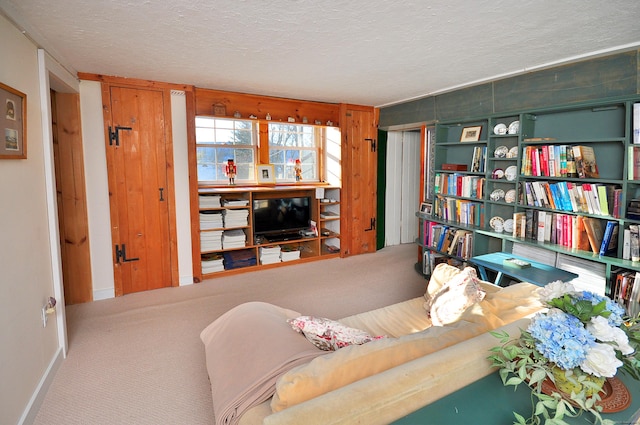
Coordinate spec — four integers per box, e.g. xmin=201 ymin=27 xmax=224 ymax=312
xmin=435 ymin=83 xmax=494 ymax=122
xmin=52 ymin=91 xmax=93 ymax=304
xmin=379 ymin=50 xmax=640 ymax=128
xmin=341 ymin=104 xmax=378 ymax=256
xmin=194 ymin=87 xmax=341 ymax=126
xmin=494 ymin=51 xmax=638 ymax=112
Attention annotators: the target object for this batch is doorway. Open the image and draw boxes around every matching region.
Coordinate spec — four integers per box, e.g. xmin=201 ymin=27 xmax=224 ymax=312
xmin=384 ymin=131 xmax=421 ymax=246
xmin=51 ymin=90 xmax=93 ymax=304
xmin=102 ymin=84 xmax=177 ymax=295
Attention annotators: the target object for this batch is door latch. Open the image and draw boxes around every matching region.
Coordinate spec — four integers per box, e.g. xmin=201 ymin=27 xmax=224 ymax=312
xmin=365 ymin=138 xmax=376 ymax=152
xmin=109 ymin=125 xmax=133 ymax=146
xmin=365 ymin=217 xmax=376 ymax=231
xmin=115 ymin=244 xmax=139 ymax=263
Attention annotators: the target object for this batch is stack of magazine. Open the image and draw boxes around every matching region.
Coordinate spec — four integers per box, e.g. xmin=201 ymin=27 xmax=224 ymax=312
xmin=280 ymin=245 xmax=301 ymax=262
xmin=259 ymin=246 xmax=282 ymax=265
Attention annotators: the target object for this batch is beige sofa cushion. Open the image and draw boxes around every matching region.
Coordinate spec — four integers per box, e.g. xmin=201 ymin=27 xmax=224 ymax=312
xmin=270 ymin=282 xmax=542 ymax=413
xmin=264 ymin=318 xmax=532 ymax=425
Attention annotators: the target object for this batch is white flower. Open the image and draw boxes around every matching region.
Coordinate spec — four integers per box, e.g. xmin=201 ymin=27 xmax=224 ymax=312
xmin=587 ymin=316 xmax=635 ymax=355
xmin=580 ymin=343 xmax=623 ymax=377
xmin=539 ymin=280 xmax=577 ymax=302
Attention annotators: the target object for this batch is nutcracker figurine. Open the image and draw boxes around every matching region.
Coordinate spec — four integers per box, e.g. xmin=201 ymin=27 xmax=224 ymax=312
xmin=294 ymin=159 xmax=302 ymax=182
xmin=225 ymin=159 xmax=237 ymax=185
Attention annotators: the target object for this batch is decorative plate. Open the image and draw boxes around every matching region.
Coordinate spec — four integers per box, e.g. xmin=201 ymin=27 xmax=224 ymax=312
xmin=507 ymin=146 xmax=519 ymax=158
xmin=508 ymin=120 xmax=520 ymax=135
xmin=505 ymin=189 xmax=516 ymax=203
xmin=493 ymin=123 xmax=507 ymax=135
xmin=505 ymin=165 xmax=517 ymax=181
xmin=494 ymin=145 xmax=508 ymax=158
xmin=503 ymin=218 xmax=514 ymax=233
xmin=541 ymin=377 xmax=631 ymax=413
xmin=491 ymin=168 xmax=505 ymax=179
xmin=490 ymin=189 xmax=505 ymax=201
xmin=489 ymin=216 xmax=505 ymax=231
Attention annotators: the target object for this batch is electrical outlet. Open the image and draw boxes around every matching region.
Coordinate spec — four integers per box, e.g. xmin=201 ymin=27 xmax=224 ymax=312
xmin=42 ymin=306 xmax=47 ymax=327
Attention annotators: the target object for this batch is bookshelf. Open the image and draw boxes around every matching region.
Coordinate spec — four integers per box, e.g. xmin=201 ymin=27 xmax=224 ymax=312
xmin=417 ymin=97 xmax=640 ymax=313
xmin=194 ymin=186 xmax=340 ymax=281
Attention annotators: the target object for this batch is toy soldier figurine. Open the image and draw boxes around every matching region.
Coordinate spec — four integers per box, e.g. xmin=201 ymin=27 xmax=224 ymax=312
xmin=294 ymin=159 xmax=302 ymax=182
xmin=225 ymin=159 xmax=237 ymax=185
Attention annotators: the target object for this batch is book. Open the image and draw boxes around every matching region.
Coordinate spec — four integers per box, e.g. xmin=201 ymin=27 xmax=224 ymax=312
xmin=634 ymin=102 xmax=640 ymax=144
xmin=575 ymin=145 xmax=600 ymax=178
xmin=565 ymin=145 xmax=578 ymax=177
xmin=623 ymin=228 xmax=631 ymax=260
xmin=583 ymin=217 xmax=604 ymax=254
xmin=598 ymin=221 xmax=619 ymax=256
xmin=630 ymin=225 xmax=640 ymax=262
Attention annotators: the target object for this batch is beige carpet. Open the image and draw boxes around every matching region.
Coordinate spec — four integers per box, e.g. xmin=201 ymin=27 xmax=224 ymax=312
xmin=33 ymin=243 xmax=427 ymax=425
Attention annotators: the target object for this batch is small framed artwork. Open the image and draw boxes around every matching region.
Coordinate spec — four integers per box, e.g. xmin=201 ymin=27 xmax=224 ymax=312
xmin=420 ymin=201 xmax=433 ymax=215
xmin=256 ymin=164 xmax=276 ymax=184
xmin=460 ymin=125 xmax=482 ymax=142
xmin=1 ymin=82 xmax=26 ymax=159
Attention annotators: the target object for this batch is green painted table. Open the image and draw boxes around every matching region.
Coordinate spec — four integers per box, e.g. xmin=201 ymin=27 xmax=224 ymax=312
xmin=392 ymin=372 xmax=640 ymax=425
xmin=470 ymin=252 xmax=578 ymax=287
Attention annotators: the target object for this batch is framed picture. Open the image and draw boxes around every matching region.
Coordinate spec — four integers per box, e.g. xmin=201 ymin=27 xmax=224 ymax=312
xmin=420 ymin=201 xmax=433 ymax=215
xmin=0 ymin=82 xmax=26 ymax=159
xmin=460 ymin=125 xmax=482 ymax=142
xmin=256 ymin=164 xmax=276 ymax=184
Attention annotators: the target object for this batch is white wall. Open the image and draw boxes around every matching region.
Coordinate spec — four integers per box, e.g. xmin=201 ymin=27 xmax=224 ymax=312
xmin=0 ymin=15 xmax=60 ymax=425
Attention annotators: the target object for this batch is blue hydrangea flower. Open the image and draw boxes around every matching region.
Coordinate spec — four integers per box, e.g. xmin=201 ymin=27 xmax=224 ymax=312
xmin=528 ymin=310 xmax=595 ymax=370
xmin=577 ymin=291 xmax=625 ymax=327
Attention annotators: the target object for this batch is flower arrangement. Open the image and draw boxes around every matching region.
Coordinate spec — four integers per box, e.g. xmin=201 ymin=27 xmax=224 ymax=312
xmin=489 ymin=281 xmax=640 ymax=425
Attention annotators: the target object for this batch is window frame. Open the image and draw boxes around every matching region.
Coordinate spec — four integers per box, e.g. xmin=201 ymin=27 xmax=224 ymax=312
xmin=194 ymin=116 xmax=340 ymax=186
xmin=194 ymin=116 xmax=258 ymax=184
xmin=267 ymin=123 xmax=322 ymax=183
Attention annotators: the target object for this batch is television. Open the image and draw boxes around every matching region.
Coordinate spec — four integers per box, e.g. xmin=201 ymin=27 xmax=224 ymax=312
xmin=252 ymin=196 xmax=311 ymax=239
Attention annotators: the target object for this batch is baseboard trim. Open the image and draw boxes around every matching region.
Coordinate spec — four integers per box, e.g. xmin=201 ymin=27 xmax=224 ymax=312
xmin=179 ymin=275 xmax=194 ymax=286
xmin=93 ymin=288 xmax=114 ymax=301
xmin=18 ymin=347 xmax=63 ymax=425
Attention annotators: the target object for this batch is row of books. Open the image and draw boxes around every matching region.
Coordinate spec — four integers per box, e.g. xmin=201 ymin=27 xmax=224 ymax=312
xmin=511 ymin=210 xmax=619 ymax=256
xmin=520 ymin=144 xmax=599 ymax=178
xmin=433 ymin=173 xmax=485 ymax=199
xmin=520 ymin=181 xmax=622 ymax=218
xmin=628 ymin=145 xmax=640 ymax=180
xmin=423 ymin=222 xmax=474 ymax=259
xmin=421 ymin=251 xmax=466 ymax=276
xmin=433 ymin=196 xmax=484 ymax=226
xmin=609 ymin=269 xmax=640 ymax=317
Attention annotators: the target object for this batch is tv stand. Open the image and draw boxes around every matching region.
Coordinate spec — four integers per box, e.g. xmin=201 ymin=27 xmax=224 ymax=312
xmin=261 ymin=232 xmax=304 ymax=243
xmin=192 ymin=186 xmax=341 ymax=281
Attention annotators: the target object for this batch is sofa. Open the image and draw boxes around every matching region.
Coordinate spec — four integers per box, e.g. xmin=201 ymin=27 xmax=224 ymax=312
xmin=200 ymin=263 xmax=545 ymax=425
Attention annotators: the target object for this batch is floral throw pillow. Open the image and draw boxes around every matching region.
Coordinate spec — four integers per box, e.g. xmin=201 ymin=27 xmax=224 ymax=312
xmin=424 ymin=266 xmax=486 ymax=326
xmin=288 ymin=316 xmax=385 ymax=351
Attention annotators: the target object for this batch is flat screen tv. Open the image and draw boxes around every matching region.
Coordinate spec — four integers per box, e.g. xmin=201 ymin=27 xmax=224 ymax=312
xmin=252 ymin=197 xmax=311 ymax=238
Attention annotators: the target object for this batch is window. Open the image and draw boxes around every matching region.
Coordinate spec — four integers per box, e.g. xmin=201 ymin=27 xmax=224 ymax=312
xmin=269 ymin=123 xmax=319 ymax=182
xmin=195 ymin=117 xmax=256 ymax=183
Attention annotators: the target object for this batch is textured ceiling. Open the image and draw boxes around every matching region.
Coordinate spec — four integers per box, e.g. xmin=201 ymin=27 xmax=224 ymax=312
xmin=1 ymin=0 xmax=639 ymax=107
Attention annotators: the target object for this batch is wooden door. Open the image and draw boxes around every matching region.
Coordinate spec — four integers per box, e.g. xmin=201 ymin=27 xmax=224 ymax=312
xmin=343 ymin=107 xmax=378 ymax=255
xmin=52 ymin=91 xmax=93 ymax=304
xmin=103 ymin=85 xmax=174 ymax=295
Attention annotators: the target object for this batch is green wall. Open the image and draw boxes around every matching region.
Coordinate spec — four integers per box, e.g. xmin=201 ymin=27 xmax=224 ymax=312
xmin=379 ymin=50 xmax=639 ymax=128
